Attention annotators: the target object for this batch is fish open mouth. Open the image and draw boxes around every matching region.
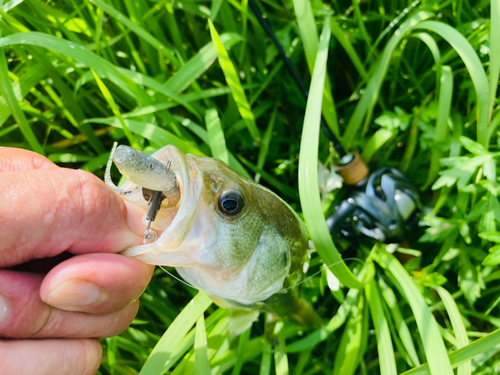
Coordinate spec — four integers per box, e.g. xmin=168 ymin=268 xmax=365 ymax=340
xmin=106 ymin=144 xmax=293 ymax=305
xmin=105 ymin=144 xmax=203 ymax=258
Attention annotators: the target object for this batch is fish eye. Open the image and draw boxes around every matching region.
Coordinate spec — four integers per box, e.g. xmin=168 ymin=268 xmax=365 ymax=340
xmin=218 ymin=190 xmax=245 ymax=216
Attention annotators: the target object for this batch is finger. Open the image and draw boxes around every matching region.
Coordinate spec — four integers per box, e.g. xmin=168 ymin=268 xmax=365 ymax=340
xmin=0 ymin=271 xmax=139 ymax=339
xmin=0 ymin=168 xmax=146 ymax=267
xmin=40 ymin=253 xmax=154 ymax=314
xmin=0 ymin=338 xmax=101 ymax=375
xmin=0 ymin=147 xmax=58 ymax=171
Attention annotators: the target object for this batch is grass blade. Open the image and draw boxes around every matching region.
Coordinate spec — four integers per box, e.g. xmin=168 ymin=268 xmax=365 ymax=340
xmin=195 ymin=315 xmax=211 ymax=374
xmin=139 ymin=292 xmax=212 ymax=375
xmin=255 ymin=104 xmax=277 ymax=183
xmin=208 ymin=19 xmax=260 ymax=143
xmin=211 ymin=337 xmax=262 ymax=374
xmin=489 ymin=0 xmax=500 ymax=110
xmin=287 ymin=286 xmax=361 ymax=352
xmin=379 ymin=277 xmax=420 ymax=367
xmin=231 ymin=325 xmax=251 ymax=375
xmin=165 ymin=33 xmax=243 ymax=94
xmin=205 ymin=108 xmax=229 ymax=164
xmin=291 ymin=0 xmax=338 ymax=136
xmin=175 ymin=117 xmax=252 ymax=178
xmin=86 ymin=117 xmax=202 ymax=155
xmin=374 ymin=248 xmax=454 ymax=375
xmin=331 ymin=18 xmax=367 ymax=80
xmin=1 ymin=0 xmax=23 ymax=13
xmin=401 ymin=329 xmax=500 ymax=375
xmin=116 ymin=67 xmax=199 ymax=118
xmin=237 ymin=156 xmax=299 ymax=200
xmin=365 ymin=278 xmax=397 ymax=375
xmin=91 ymin=0 xmax=179 ymax=68
xmin=0 ymin=32 xmax=150 ymax=104
xmin=415 ymin=21 xmax=490 ymax=146
xmin=423 ymin=65 xmax=453 ymax=189
xmin=298 ymin=16 xmax=362 ymax=289
xmin=342 ymin=11 xmax=432 ymax=148
xmin=106 ymin=336 xmax=117 ymax=375
xmin=162 ymin=1 xmax=186 ymax=62
xmin=434 ymin=286 xmax=471 ymax=375
xmin=290 ymin=0 xmax=317 ymax=72
xmin=292 ymin=346 xmax=312 ymax=375
xmin=259 ymin=341 xmax=272 ymax=375
xmin=332 ymin=293 xmax=367 ymax=375
xmin=210 ymin=0 xmax=224 ymax=21
xmin=352 ymin=0 xmax=373 ymax=56
xmin=0 ymin=64 xmax=45 ymax=127
xmin=0 ymin=50 xmax=44 ymax=155
xmin=361 ymin=128 xmax=397 ymax=162
xmin=91 ymin=69 xmax=139 ymax=149
xmin=162 ymin=310 xmax=228 ymax=373
xmin=410 ymin=32 xmax=442 ymax=91
xmin=274 ymin=322 xmax=289 ymax=375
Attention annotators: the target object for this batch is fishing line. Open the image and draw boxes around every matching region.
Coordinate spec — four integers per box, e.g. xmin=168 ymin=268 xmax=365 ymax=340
xmin=157 ymin=265 xmax=201 ymax=291
xmin=146 ymin=248 xmax=201 ymax=291
xmin=147 ymin=244 xmax=362 ymax=293
xmin=283 ymin=257 xmax=364 ymax=290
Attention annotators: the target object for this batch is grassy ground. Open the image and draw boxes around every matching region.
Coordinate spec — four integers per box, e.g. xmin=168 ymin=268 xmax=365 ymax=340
xmin=1 ymin=0 xmax=500 ymax=374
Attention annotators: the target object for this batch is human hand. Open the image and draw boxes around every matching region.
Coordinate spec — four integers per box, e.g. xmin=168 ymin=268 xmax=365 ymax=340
xmin=0 ymin=147 xmax=154 ymax=375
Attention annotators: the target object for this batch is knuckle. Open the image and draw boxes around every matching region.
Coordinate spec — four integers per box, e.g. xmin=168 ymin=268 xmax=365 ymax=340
xmin=74 ymin=169 xmax=126 ymax=229
xmin=71 ymin=170 xmax=128 ymax=252
xmin=0 ymin=272 xmax=52 ymax=339
xmin=74 ymin=170 xmax=108 ymax=220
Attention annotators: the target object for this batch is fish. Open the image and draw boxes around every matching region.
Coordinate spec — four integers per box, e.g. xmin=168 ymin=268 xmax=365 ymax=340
xmin=105 ymin=144 xmax=322 ymax=334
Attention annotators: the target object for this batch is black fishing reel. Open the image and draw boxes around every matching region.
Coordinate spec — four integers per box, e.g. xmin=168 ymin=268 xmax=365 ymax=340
xmin=326 ymin=163 xmax=421 ymax=245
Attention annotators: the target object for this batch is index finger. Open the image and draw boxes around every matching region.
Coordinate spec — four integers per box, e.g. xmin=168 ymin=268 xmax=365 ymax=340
xmin=0 ymin=167 xmax=145 ymax=267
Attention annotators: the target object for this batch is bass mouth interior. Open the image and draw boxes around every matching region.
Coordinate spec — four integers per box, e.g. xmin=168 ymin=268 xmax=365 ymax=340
xmin=140 ymin=169 xmax=184 ymax=243
xmin=106 ymin=143 xmax=200 ymax=250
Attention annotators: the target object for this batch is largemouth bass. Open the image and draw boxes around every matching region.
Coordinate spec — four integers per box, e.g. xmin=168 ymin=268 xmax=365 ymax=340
xmin=106 ymin=144 xmax=321 ymax=333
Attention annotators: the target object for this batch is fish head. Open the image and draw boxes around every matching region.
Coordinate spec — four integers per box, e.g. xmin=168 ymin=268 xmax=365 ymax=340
xmin=115 ymin=145 xmax=308 ymax=305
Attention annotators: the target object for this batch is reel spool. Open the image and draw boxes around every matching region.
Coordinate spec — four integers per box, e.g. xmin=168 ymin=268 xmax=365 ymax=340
xmin=326 ymin=156 xmax=421 ymax=245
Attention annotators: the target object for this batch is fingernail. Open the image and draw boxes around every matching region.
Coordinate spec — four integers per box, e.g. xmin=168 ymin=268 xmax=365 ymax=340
xmin=46 ymin=280 xmax=102 ymax=311
xmin=0 ymin=294 xmax=9 ymax=326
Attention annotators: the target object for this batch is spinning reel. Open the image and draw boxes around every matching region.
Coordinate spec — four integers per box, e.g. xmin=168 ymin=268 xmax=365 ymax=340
xmin=326 ymin=154 xmax=421 ymax=245
xmin=249 ymin=0 xmax=422 ymax=245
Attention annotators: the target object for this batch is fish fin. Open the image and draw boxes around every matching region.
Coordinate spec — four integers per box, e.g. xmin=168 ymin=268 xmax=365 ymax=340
xmin=228 ymin=309 xmax=260 ymax=336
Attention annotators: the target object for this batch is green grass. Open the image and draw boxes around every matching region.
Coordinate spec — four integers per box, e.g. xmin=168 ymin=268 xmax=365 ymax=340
xmin=2 ymin=0 xmax=500 ymax=374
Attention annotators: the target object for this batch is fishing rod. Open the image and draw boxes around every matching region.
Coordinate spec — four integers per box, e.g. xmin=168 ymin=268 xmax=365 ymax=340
xmin=249 ymin=0 xmax=421 ymax=245
xmin=248 ymin=0 xmax=348 ymax=160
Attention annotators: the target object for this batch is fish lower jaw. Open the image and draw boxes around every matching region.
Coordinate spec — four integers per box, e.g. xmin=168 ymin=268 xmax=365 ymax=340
xmin=177 ymin=267 xmax=287 ymax=305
